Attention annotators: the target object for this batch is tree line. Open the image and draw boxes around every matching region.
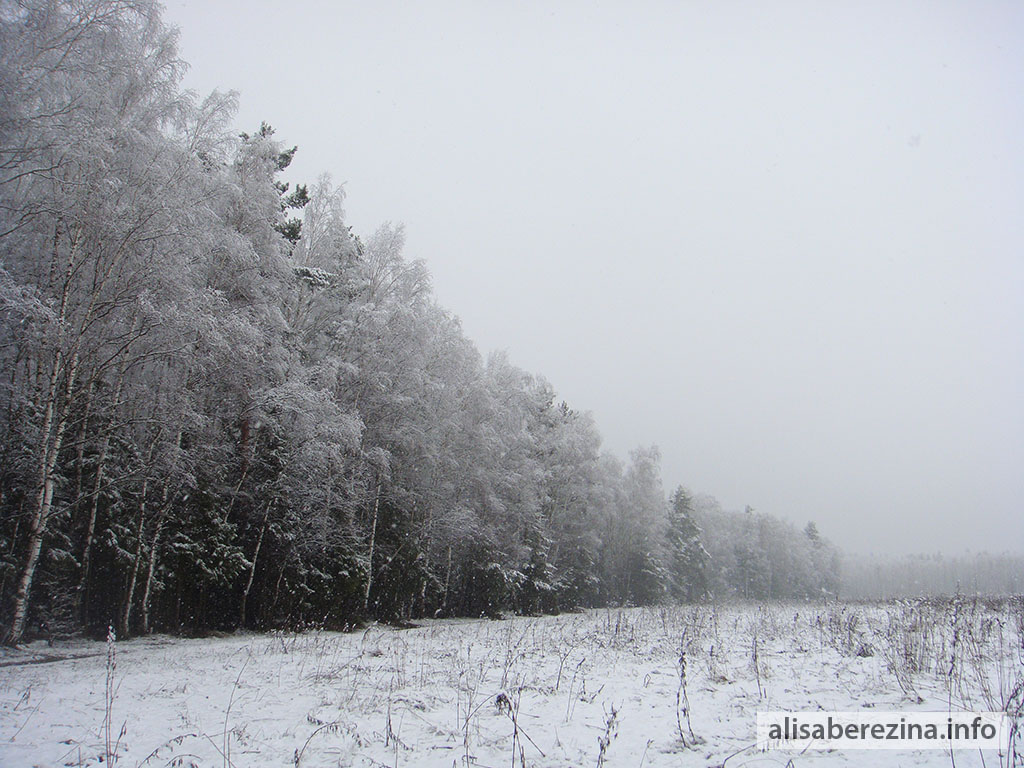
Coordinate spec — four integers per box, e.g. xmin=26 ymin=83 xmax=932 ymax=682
xmin=0 ymin=0 xmax=840 ymax=644
xmin=842 ymin=552 xmax=1024 ymax=600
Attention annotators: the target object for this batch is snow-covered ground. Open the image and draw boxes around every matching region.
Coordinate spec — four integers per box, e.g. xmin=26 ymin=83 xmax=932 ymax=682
xmin=1 ymin=601 xmax=1020 ymax=767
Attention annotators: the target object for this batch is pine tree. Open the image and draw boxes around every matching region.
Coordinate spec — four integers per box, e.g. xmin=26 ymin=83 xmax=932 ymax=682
xmin=666 ymin=487 xmax=709 ymax=602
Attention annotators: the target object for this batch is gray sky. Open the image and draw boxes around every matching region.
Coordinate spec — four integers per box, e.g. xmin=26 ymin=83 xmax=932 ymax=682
xmin=163 ymin=0 xmax=1024 ymax=556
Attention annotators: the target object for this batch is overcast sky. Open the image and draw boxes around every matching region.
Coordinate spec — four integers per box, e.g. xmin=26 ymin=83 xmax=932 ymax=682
xmin=162 ymin=0 xmax=1023 ymax=556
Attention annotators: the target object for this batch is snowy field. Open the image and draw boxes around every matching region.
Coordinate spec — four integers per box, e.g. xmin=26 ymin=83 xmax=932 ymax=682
xmin=1 ymin=600 xmax=1021 ymax=767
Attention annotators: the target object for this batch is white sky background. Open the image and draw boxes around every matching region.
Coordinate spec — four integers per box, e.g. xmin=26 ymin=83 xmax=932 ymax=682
xmin=162 ymin=0 xmax=1023 ymax=556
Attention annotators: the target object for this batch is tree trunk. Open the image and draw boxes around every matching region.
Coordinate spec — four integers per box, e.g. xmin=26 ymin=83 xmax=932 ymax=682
xmin=239 ymin=501 xmax=271 ymax=629
xmin=72 ymin=379 xmax=96 ymax=511
xmin=118 ymin=476 xmax=149 ymax=638
xmin=5 ymin=349 xmax=79 ymax=645
xmin=139 ymin=516 xmax=164 ymax=636
xmin=442 ymin=544 xmax=452 ymax=614
xmin=269 ymin=554 xmax=289 ymax=623
xmin=363 ymin=481 xmax=381 ymax=613
xmin=0 ymin=513 xmax=20 ymax=603
xmin=5 ymin=220 xmax=131 ymax=644
xmin=140 ymin=481 xmax=174 ymax=636
xmin=75 ymin=422 xmax=111 ymax=624
xmin=75 ymin=345 xmax=131 ymax=625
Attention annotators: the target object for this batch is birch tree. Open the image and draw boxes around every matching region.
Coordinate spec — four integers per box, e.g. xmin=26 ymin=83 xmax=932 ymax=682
xmin=0 ymin=0 xmax=215 ymax=643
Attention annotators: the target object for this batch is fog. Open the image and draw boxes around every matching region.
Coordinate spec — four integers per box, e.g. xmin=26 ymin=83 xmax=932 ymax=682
xmin=164 ymin=0 xmax=1024 ymax=556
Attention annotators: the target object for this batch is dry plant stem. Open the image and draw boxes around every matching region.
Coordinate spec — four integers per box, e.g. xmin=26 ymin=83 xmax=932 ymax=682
xmin=497 ymin=687 xmax=545 ymax=765
xmin=554 ymin=643 xmax=575 ymax=691
xmin=676 ymin=640 xmax=696 ymax=747
xmin=104 ymin=625 xmax=116 ymax=764
xmin=752 ymin=633 xmax=764 ymax=700
xmin=638 ymin=738 xmax=654 ymax=768
xmin=715 ymin=741 xmax=757 ymax=768
xmin=9 ymin=687 xmax=43 ymax=743
xmin=595 ymin=704 xmax=618 ymax=768
xmin=223 ymin=648 xmax=251 ymax=768
xmin=137 ymin=733 xmax=201 ymax=766
xmin=566 ymin=657 xmax=585 ymax=721
xmin=294 ymin=720 xmax=344 ymax=768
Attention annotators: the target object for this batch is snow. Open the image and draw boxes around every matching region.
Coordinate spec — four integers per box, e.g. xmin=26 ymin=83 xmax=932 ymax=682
xmin=0 ymin=603 xmax=1019 ymax=767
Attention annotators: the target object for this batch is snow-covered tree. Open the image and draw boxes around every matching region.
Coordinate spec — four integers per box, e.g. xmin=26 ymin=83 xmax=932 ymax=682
xmin=666 ymin=487 xmax=709 ymax=602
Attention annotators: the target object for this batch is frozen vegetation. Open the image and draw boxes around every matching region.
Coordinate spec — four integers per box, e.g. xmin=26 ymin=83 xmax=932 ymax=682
xmin=0 ymin=1 xmax=844 ymax=646
xmin=1 ymin=599 xmax=1021 ymax=767
xmin=2 ymin=5 xmax=1021 ymax=766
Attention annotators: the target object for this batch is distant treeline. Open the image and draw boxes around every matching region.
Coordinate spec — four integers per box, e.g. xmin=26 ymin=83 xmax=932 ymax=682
xmin=841 ymin=552 xmax=1024 ymax=599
